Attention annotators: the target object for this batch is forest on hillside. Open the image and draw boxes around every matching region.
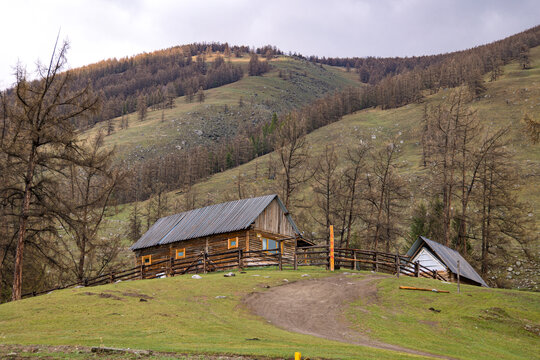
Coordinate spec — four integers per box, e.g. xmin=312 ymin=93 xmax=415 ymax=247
xmin=118 ymin=25 xmax=540 ymax=203
xmin=0 ymin=26 xmax=539 ymax=302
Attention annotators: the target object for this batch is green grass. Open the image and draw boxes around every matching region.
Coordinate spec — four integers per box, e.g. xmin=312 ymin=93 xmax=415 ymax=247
xmin=2 ymin=268 xmax=538 ymax=359
xmin=0 ymin=268 xmax=418 ymax=360
xmin=347 ymin=276 xmax=540 ymax=360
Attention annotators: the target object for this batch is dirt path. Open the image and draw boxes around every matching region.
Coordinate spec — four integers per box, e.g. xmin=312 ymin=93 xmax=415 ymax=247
xmin=245 ymin=274 xmax=454 ymax=359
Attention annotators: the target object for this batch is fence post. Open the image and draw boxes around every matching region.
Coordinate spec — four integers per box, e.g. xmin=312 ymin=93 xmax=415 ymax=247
xmin=109 ymin=272 xmax=114 ymax=284
xmin=414 ymin=261 xmax=420 ymax=277
xmin=395 ymin=251 xmax=400 ymax=278
xmin=203 ymin=252 xmax=207 ymax=274
xmin=432 ymin=269 xmax=437 ymax=279
xmin=374 ymin=252 xmax=379 ymax=272
xmin=329 ymin=225 xmax=334 ymax=271
xmin=352 ymin=250 xmax=356 ymax=270
xmin=278 ymin=249 xmax=283 ymax=271
xmin=238 ymin=249 xmax=243 ymax=270
xmin=140 ymin=263 xmax=144 ymax=280
xmin=294 ymin=251 xmax=298 ymax=270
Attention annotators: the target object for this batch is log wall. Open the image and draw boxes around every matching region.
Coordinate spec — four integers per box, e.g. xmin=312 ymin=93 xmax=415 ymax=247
xmin=134 ymin=230 xmax=249 ymax=265
xmin=134 ymin=229 xmax=298 ymax=266
xmin=253 ymin=199 xmax=296 ymax=237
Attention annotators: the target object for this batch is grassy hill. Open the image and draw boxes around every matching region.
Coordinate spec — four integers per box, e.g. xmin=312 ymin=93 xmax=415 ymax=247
xmin=347 ymin=275 xmax=540 ymax=360
xmin=108 ymin=46 xmax=540 ymax=238
xmin=90 ymin=47 xmax=540 ymax=290
xmin=83 ymin=55 xmax=360 ymax=162
xmin=1 ymin=268 xmax=538 ymax=359
xmin=87 ymin=47 xmax=540 ymax=294
xmin=179 ymin=46 xmax=540 ymax=210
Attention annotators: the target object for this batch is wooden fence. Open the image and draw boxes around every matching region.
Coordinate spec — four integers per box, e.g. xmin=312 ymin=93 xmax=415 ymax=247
xmin=295 ymin=246 xmax=447 ymax=281
xmin=22 ymin=245 xmax=446 ymax=299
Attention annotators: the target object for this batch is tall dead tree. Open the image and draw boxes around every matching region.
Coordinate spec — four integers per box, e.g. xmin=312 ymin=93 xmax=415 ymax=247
xmin=312 ymin=145 xmax=340 ymax=245
xmin=274 ymin=112 xmax=311 ymax=209
xmin=476 ymin=131 xmax=537 ymax=279
xmin=425 ymin=89 xmax=471 ymax=247
xmin=54 ymin=132 xmax=123 ymax=282
xmin=338 ymin=141 xmax=370 ymax=248
xmin=0 ymin=40 xmax=99 ymax=300
xmin=366 ymin=138 xmax=405 ymax=251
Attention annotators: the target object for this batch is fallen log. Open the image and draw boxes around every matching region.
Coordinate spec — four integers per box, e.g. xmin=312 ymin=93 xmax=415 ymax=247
xmin=399 ymin=286 xmax=450 ymax=293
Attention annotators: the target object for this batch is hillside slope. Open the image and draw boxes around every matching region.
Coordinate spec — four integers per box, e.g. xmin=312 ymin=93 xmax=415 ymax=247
xmin=84 ymin=55 xmax=360 ymax=162
xmin=0 ymin=269 xmax=416 ymax=360
xmin=100 ymin=46 xmax=540 ymax=289
xmin=1 ymin=269 xmax=538 ymax=359
xmin=124 ymin=46 xmax=540 ymax=232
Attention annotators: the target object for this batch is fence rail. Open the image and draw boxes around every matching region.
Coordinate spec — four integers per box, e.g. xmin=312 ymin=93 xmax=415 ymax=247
xmin=22 ymin=245 xmax=447 ymax=299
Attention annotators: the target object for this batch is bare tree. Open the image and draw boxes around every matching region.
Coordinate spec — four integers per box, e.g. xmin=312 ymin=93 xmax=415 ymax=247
xmin=127 ymin=201 xmax=142 ymax=242
xmin=197 ymin=86 xmax=206 ymax=103
xmin=365 ymin=137 xmax=406 ymax=251
xmin=106 ymin=117 xmax=114 ymax=135
xmin=144 ymin=182 xmax=170 ymax=230
xmin=54 ymin=132 xmax=123 ymax=282
xmin=1 ymin=39 xmax=99 ymax=300
xmin=522 ymin=113 xmax=540 ymax=144
xmin=312 ymin=145 xmax=340 ymax=245
xmin=137 ymin=94 xmax=147 ymax=121
xmin=476 ymin=132 xmax=537 ymax=280
xmin=274 ymin=112 xmax=311 ymax=209
xmin=335 ymin=141 xmax=370 ymax=248
xmin=425 ymin=89 xmax=471 ymax=246
xmin=455 ymin=125 xmax=509 ymax=254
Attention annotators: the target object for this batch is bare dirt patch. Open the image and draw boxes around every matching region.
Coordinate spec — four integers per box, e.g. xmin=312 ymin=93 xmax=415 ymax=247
xmin=245 ymin=274 xmax=454 ymax=359
xmin=78 ymin=291 xmax=123 ymax=301
xmin=121 ymin=291 xmax=153 ymax=300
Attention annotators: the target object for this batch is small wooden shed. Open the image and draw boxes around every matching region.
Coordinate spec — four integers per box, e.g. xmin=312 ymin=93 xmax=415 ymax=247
xmin=130 ymin=194 xmax=311 ymax=266
xmin=406 ymin=236 xmax=488 ymax=287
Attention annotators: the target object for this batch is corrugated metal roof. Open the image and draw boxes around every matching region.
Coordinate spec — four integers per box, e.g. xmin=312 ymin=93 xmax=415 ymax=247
xmin=407 ymin=236 xmax=488 ymax=287
xmin=129 ymin=213 xmax=186 ymax=250
xmin=130 ymin=194 xmax=299 ymax=250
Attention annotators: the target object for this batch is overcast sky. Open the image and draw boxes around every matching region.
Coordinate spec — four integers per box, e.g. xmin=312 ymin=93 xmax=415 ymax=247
xmin=1 ymin=0 xmax=539 ymax=89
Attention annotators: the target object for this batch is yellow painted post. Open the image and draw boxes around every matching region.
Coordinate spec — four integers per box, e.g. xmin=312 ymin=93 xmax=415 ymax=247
xmin=329 ymin=225 xmax=334 ymax=271
xmin=295 ymin=351 xmax=302 ymax=360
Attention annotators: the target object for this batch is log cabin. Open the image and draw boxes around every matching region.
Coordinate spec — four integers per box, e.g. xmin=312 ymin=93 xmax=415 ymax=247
xmin=130 ymin=194 xmax=312 ymax=268
xmin=406 ymin=236 xmax=488 ymax=287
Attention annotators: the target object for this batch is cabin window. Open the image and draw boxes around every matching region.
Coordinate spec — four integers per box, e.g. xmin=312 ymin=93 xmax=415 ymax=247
xmin=262 ymin=238 xmax=279 ymax=254
xmin=228 ymin=237 xmax=238 ymax=249
xmin=141 ymin=255 xmax=152 ymax=265
xmin=175 ymin=248 xmax=186 ymax=259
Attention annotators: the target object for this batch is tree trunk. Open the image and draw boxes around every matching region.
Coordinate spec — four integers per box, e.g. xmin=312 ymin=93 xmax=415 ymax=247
xmin=344 ymin=167 xmax=359 ymax=249
xmin=12 ymin=147 xmax=37 ymax=300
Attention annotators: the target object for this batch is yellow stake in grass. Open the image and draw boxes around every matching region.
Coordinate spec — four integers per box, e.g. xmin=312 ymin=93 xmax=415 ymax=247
xmin=295 ymin=351 xmax=302 ymax=360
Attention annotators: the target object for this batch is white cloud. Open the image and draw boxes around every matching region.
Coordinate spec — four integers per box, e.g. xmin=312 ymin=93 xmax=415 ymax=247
xmin=0 ymin=0 xmax=538 ymax=89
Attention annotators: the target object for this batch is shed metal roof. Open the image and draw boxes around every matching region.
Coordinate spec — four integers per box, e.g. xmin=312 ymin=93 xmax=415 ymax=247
xmin=407 ymin=236 xmax=488 ymax=287
xmin=130 ymin=194 xmax=300 ymax=250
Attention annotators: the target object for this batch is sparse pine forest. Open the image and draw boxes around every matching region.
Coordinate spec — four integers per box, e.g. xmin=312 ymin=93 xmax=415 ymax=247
xmin=1 ymin=26 xmax=540 ymax=303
